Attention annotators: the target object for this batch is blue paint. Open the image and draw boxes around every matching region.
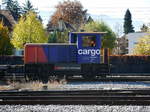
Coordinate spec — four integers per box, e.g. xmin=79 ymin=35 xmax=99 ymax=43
xmin=69 ymin=33 xmax=76 ymax=43
xmin=76 ymin=33 xmax=102 ymax=64
xmin=42 ymin=45 xmax=77 ymax=63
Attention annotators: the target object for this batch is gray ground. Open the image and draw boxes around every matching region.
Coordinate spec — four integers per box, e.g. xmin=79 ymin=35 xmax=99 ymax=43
xmin=0 ymin=105 xmax=150 ymax=112
xmin=1 ymin=81 xmax=150 ymax=112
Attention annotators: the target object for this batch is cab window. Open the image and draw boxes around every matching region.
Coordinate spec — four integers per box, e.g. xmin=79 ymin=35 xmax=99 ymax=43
xmin=82 ymin=35 xmax=96 ymax=47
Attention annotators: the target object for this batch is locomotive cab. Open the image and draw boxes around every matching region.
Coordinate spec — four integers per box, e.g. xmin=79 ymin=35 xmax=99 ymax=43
xmin=69 ymin=32 xmax=103 ymax=64
xmin=69 ymin=32 xmax=109 ymax=79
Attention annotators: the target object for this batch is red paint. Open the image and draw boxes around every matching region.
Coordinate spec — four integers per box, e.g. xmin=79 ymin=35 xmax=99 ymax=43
xmin=25 ymin=45 xmax=36 ymax=64
xmin=37 ymin=47 xmax=47 ymax=63
xmin=25 ymin=44 xmax=48 ymax=64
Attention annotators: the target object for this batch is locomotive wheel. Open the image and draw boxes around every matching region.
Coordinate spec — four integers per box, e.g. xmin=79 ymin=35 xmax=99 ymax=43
xmin=100 ymin=74 xmax=106 ymax=78
xmin=0 ymin=71 xmax=5 ymax=79
xmin=56 ymin=75 xmax=66 ymax=83
xmin=25 ymin=73 xmax=38 ymax=82
xmin=24 ymin=73 xmax=29 ymax=82
xmin=82 ymin=74 xmax=95 ymax=80
xmin=57 ymin=75 xmax=65 ymax=80
xmin=40 ymin=73 xmax=49 ymax=84
xmin=25 ymin=73 xmax=32 ymax=81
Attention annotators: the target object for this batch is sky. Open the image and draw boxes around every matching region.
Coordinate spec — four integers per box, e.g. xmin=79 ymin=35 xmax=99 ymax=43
xmin=1 ymin=0 xmax=150 ymax=31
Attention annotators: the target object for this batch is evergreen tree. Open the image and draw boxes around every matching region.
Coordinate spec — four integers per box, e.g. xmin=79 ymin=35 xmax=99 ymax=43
xmin=4 ymin=0 xmax=22 ymax=21
xmin=22 ymin=0 xmax=41 ymax=23
xmin=38 ymin=15 xmax=43 ymax=23
xmin=140 ymin=24 xmax=149 ymax=32
xmin=22 ymin=0 xmax=37 ymax=14
xmin=123 ymin=9 xmax=135 ymax=34
xmin=87 ymin=16 xmax=94 ymax=23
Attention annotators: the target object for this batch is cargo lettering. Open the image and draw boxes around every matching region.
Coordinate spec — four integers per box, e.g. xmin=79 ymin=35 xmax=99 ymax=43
xmin=78 ymin=49 xmax=100 ymax=56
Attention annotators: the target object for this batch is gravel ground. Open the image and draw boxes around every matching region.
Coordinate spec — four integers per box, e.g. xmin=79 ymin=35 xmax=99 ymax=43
xmin=0 ymin=105 xmax=150 ymax=112
xmin=1 ymin=81 xmax=150 ymax=91
xmin=14 ymin=81 xmax=150 ymax=91
xmin=1 ymin=82 xmax=150 ymax=111
xmin=50 ymin=81 xmax=150 ymax=90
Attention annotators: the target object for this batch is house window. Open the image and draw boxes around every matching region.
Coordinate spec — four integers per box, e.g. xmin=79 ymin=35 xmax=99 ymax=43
xmin=134 ymin=42 xmax=138 ymax=45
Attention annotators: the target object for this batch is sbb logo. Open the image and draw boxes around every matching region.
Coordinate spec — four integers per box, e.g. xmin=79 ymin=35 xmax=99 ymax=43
xmin=78 ymin=49 xmax=100 ymax=56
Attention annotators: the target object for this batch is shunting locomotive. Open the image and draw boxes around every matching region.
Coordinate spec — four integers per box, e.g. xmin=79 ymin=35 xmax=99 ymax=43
xmin=24 ymin=32 xmax=109 ymax=83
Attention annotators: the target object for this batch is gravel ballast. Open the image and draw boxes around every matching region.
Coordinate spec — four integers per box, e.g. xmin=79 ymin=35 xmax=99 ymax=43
xmin=1 ymin=81 xmax=150 ymax=111
xmin=0 ymin=105 xmax=150 ymax=112
xmin=50 ymin=81 xmax=150 ymax=90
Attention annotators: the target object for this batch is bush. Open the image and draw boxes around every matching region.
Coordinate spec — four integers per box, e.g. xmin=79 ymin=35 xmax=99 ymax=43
xmin=0 ymin=21 xmax=13 ymax=55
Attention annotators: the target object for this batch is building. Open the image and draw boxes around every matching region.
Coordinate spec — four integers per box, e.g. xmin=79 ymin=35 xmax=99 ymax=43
xmin=126 ymin=32 xmax=150 ymax=54
xmin=0 ymin=10 xmax=16 ymax=31
xmin=114 ymin=36 xmax=128 ymax=55
xmin=0 ymin=0 xmax=16 ymax=30
xmin=114 ymin=32 xmax=150 ymax=55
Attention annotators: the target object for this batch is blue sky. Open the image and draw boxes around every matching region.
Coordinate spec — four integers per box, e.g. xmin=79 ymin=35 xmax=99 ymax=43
xmin=1 ymin=0 xmax=150 ymax=32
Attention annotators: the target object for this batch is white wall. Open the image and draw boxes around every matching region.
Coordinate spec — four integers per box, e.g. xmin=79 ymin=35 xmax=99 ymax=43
xmin=126 ymin=32 xmax=150 ymax=54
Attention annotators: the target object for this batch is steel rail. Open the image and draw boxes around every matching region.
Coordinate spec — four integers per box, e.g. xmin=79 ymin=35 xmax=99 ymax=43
xmin=0 ymin=89 xmax=150 ymax=105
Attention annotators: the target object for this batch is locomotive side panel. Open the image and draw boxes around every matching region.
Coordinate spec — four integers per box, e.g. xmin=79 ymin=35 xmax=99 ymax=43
xmin=25 ymin=44 xmax=77 ymax=64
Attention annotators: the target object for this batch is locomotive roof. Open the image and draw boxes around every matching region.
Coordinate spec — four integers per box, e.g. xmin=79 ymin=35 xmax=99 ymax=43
xmin=71 ymin=32 xmax=107 ymax=34
xmin=25 ymin=43 xmax=76 ymax=46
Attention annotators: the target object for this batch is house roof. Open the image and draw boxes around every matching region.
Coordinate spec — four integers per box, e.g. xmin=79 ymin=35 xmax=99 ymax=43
xmin=125 ymin=32 xmax=150 ymax=39
xmin=0 ymin=10 xmax=16 ymax=30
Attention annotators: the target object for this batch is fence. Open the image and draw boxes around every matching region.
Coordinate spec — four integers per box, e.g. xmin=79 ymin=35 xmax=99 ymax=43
xmin=110 ymin=55 xmax=150 ymax=73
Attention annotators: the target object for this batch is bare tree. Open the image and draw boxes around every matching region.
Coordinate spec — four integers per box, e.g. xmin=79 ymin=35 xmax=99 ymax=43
xmin=47 ymin=0 xmax=87 ymax=31
xmin=114 ymin=22 xmax=123 ymax=38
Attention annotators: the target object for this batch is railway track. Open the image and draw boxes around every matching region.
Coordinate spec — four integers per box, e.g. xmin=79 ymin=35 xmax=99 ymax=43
xmin=0 ymin=89 xmax=150 ymax=105
xmin=1 ymin=75 xmax=150 ymax=82
xmin=1 ymin=65 xmax=150 ymax=82
xmin=68 ymin=76 xmax=150 ymax=82
xmin=0 ymin=67 xmax=150 ymax=82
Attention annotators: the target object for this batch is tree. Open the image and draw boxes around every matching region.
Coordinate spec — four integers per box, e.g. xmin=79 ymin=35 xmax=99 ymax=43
xmin=123 ymin=9 xmax=135 ymax=34
xmin=3 ymin=0 xmax=22 ymax=21
xmin=22 ymin=0 xmax=42 ymax=23
xmin=38 ymin=15 xmax=43 ymax=23
xmin=0 ymin=21 xmax=13 ymax=55
xmin=47 ymin=0 xmax=87 ymax=31
xmin=11 ymin=11 xmax=48 ymax=49
xmin=114 ymin=22 xmax=123 ymax=37
xmin=48 ymin=30 xmax=69 ymax=43
xmin=133 ymin=34 xmax=150 ymax=55
xmin=22 ymin=0 xmax=37 ymax=14
xmin=86 ymin=16 xmax=94 ymax=23
xmin=140 ymin=24 xmax=149 ymax=32
xmin=48 ymin=31 xmax=57 ymax=43
xmin=82 ymin=21 xmax=116 ymax=49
